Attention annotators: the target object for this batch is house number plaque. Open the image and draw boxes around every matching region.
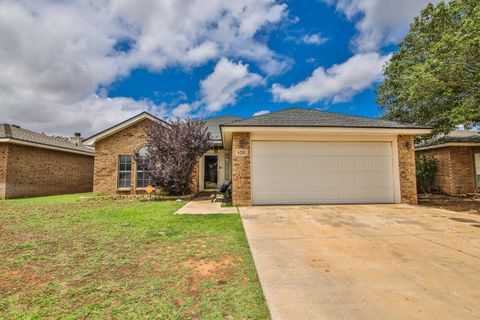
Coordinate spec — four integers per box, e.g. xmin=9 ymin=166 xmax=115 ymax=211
xmin=235 ymin=149 xmax=249 ymax=157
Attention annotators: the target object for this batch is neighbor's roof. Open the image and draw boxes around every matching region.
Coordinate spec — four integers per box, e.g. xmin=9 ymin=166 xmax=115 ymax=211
xmin=223 ymin=108 xmax=431 ymax=129
xmin=202 ymin=115 xmax=242 ymax=141
xmin=0 ymin=124 xmax=95 ymax=156
xmin=416 ymin=130 xmax=480 ymax=149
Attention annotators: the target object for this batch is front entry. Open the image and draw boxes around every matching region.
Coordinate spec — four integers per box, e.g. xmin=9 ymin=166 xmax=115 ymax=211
xmin=204 ymin=155 xmax=218 ymax=189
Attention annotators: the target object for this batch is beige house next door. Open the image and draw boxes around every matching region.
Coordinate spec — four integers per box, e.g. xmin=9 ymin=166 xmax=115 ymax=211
xmin=251 ymin=141 xmax=395 ymax=205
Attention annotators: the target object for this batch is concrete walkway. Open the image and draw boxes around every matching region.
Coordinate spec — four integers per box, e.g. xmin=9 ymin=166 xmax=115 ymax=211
xmin=240 ymin=204 xmax=480 ymax=320
xmin=175 ymin=197 xmax=238 ymax=214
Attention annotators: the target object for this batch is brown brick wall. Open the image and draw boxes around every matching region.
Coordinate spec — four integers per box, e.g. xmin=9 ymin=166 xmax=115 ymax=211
xmin=232 ymin=132 xmax=251 ymax=206
xmin=416 ymin=146 xmax=478 ymax=195
xmin=3 ymin=144 xmax=93 ymax=199
xmin=93 ymin=119 xmax=151 ymax=195
xmin=93 ymin=119 xmax=200 ymax=195
xmin=398 ymin=135 xmax=417 ymax=204
xmin=417 ymin=147 xmax=453 ymax=194
xmin=0 ymin=143 xmax=8 ymax=199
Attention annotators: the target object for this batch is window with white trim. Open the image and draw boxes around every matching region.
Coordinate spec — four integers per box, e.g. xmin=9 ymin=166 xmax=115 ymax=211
xmin=136 ymin=146 xmax=152 ymax=188
xmin=118 ymin=155 xmax=132 ymax=188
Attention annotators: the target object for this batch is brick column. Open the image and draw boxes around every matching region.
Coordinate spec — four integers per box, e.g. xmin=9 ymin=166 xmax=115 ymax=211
xmin=191 ymin=158 xmax=200 ymax=194
xmin=398 ymin=135 xmax=417 ymax=204
xmin=232 ymin=132 xmax=251 ymax=206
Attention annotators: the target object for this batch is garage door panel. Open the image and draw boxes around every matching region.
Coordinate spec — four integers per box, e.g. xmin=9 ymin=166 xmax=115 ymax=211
xmin=252 ymin=141 xmax=395 ymax=205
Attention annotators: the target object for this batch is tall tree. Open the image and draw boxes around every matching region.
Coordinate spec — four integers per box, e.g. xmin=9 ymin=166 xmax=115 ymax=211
xmin=376 ymin=0 xmax=479 ymax=136
xmin=138 ymin=118 xmax=211 ymax=196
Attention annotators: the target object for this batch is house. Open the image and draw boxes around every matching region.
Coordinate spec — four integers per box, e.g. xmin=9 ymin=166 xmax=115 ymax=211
xmin=84 ymin=108 xmax=430 ymax=206
xmin=415 ymin=130 xmax=480 ymax=195
xmin=0 ymin=124 xmax=95 ymax=199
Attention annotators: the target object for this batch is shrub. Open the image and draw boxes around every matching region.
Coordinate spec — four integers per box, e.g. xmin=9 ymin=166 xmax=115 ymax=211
xmin=137 ymin=118 xmax=211 ymax=196
xmin=416 ymin=155 xmax=438 ymax=194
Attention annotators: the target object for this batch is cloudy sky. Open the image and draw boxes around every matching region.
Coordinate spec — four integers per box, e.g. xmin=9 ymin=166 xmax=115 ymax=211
xmin=0 ymin=0 xmax=440 ymax=136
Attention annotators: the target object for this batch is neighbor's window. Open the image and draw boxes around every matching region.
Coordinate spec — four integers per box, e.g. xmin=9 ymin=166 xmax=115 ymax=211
xmin=118 ymin=155 xmax=132 ymax=188
xmin=136 ymin=146 xmax=152 ymax=188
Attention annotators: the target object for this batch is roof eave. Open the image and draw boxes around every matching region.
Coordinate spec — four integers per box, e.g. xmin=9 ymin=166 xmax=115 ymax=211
xmin=415 ymin=141 xmax=480 ymax=151
xmin=0 ymin=138 xmax=95 ymax=156
xmin=220 ymin=125 xmax=432 ymax=149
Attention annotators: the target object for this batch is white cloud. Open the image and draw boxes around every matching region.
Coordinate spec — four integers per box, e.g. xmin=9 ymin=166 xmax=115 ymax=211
xmin=253 ymin=110 xmax=271 ymax=116
xmin=302 ymin=34 xmax=328 ymax=45
xmin=200 ymin=59 xmax=264 ymax=113
xmin=3 ymin=94 xmax=167 ymax=137
xmin=0 ymin=0 xmax=287 ymax=135
xmin=172 ymin=58 xmax=263 ymax=117
xmin=271 ymin=52 xmax=390 ymax=104
xmin=324 ymin=0 xmax=444 ymax=51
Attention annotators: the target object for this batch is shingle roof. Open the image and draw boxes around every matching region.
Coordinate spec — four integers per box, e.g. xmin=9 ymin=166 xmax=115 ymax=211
xmin=202 ymin=116 xmax=242 ymax=140
xmin=0 ymin=124 xmax=95 ymax=155
xmin=223 ymin=108 xmax=429 ymax=129
xmin=417 ymin=130 xmax=480 ymax=148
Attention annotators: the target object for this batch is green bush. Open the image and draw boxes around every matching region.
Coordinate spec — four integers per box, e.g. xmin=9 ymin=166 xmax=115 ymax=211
xmin=416 ymin=155 xmax=438 ymax=194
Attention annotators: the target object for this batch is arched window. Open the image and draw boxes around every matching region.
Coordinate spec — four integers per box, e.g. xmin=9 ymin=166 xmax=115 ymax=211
xmin=136 ymin=146 xmax=152 ymax=188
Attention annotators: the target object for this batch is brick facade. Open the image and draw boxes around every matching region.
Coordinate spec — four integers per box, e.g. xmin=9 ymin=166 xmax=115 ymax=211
xmin=0 ymin=143 xmax=93 ymax=199
xmin=416 ymin=146 xmax=479 ymax=195
xmin=231 ymin=132 xmax=251 ymax=206
xmin=93 ymin=119 xmax=152 ymax=195
xmin=398 ymin=135 xmax=418 ymax=204
xmin=93 ymin=119 xmax=200 ymax=195
xmin=0 ymin=143 xmax=8 ymax=199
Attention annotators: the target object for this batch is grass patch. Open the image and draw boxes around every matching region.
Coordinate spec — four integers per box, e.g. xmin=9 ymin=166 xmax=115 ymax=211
xmin=0 ymin=194 xmax=269 ymax=319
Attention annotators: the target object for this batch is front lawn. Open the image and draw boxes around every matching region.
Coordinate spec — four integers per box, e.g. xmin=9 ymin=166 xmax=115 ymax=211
xmin=0 ymin=194 xmax=269 ymax=319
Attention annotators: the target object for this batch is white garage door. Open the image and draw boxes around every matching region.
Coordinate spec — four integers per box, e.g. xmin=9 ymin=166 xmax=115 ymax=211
xmin=252 ymin=141 xmax=395 ymax=205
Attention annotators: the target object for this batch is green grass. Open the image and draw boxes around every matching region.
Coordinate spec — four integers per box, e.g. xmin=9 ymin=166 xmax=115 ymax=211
xmin=0 ymin=194 xmax=269 ymax=319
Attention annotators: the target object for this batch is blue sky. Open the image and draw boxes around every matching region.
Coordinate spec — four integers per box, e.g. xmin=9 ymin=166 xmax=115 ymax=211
xmin=0 ymin=0 xmax=439 ymax=136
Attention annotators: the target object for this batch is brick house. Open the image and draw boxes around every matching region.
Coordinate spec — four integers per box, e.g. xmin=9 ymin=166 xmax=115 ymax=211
xmin=415 ymin=130 xmax=480 ymax=195
xmin=84 ymin=108 xmax=430 ymax=205
xmin=0 ymin=124 xmax=94 ymax=199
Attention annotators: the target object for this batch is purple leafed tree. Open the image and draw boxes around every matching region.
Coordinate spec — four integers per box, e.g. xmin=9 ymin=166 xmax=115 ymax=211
xmin=137 ymin=118 xmax=211 ymax=196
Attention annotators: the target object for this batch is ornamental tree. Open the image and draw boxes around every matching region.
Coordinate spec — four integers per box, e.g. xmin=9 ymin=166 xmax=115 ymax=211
xmin=376 ymin=0 xmax=479 ymax=136
xmin=137 ymin=118 xmax=211 ymax=196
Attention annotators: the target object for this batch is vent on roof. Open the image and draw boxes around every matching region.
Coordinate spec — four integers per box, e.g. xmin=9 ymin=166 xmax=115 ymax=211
xmin=70 ymin=132 xmax=83 ymax=146
xmin=11 ymin=124 xmax=21 ymax=128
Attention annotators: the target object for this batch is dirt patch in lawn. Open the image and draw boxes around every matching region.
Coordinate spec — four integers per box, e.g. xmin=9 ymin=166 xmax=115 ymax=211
xmin=418 ymin=194 xmax=480 ymax=214
xmin=181 ymin=257 xmax=237 ymax=294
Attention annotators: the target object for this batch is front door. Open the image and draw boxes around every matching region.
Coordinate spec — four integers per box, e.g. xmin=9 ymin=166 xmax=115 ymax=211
xmin=204 ymin=155 xmax=218 ymax=189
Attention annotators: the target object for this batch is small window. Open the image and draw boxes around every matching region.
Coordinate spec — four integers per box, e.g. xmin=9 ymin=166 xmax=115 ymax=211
xmin=136 ymin=147 xmax=152 ymax=188
xmin=118 ymin=155 xmax=132 ymax=188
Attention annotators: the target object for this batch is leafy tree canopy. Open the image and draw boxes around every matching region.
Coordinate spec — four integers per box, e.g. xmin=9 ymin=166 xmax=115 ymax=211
xmin=376 ymin=0 xmax=479 ymax=136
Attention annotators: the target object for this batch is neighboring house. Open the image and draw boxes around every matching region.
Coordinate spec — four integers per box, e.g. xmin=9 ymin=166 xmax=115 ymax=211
xmin=84 ymin=108 xmax=430 ymax=206
xmin=0 ymin=124 xmax=94 ymax=199
xmin=415 ymin=130 xmax=480 ymax=195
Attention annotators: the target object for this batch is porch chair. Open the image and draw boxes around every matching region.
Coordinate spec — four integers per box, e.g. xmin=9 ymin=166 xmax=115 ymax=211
xmin=212 ymin=181 xmax=231 ymax=203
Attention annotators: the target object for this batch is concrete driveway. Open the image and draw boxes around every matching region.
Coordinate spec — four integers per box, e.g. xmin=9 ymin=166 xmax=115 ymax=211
xmin=240 ymin=204 xmax=480 ymax=320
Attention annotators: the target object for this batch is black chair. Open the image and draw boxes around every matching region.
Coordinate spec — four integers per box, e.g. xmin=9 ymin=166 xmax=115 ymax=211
xmin=212 ymin=181 xmax=231 ymax=202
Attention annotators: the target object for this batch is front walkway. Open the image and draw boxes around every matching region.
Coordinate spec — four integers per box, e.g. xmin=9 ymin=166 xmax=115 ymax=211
xmin=175 ymin=196 xmax=238 ymax=214
xmin=240 ymin=204 xmax=480 ymax=320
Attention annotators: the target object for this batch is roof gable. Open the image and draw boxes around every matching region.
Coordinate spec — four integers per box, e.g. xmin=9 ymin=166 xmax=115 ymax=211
xmin=83 ymin=112 xmax=169 ymax=146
